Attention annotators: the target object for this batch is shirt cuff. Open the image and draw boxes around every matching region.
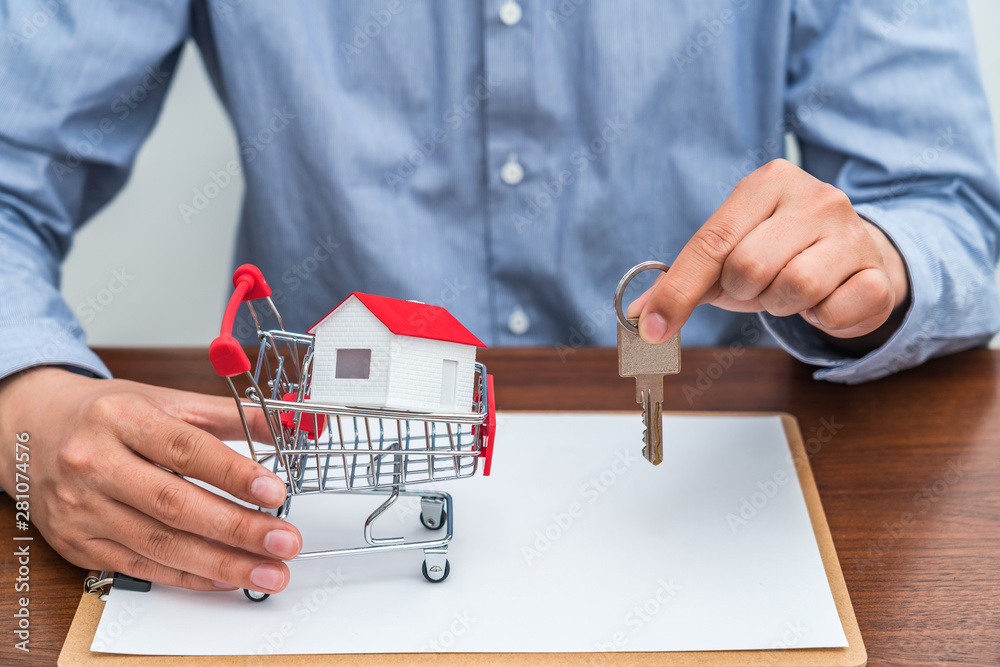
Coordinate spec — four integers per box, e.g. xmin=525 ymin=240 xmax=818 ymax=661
xmin=761 ymin=201 xmax=996 ymax=384
xmin=0 ymin=321 xmax=112 ymax=383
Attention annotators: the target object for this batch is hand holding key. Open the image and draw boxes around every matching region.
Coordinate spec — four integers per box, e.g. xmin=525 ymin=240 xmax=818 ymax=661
xmin=628 ymin=160 xmax=909 ymax=352
xmin=615 ymin=262 xmax=681 ymax=466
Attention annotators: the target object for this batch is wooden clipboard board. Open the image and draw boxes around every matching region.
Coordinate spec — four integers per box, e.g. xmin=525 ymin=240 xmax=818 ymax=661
xmin=59 ymin=412 xmax=867 ymax=666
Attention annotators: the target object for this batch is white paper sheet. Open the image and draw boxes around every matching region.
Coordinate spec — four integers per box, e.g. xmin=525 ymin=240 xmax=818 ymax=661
xmin=93 ymin=413 xmax=848 ymax=655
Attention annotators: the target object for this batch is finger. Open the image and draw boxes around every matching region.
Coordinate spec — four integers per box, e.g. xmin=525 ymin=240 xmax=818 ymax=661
xmin=112 ymin=401 xmax=288 ymax=510
xmin=626 ymin=273 xmax=666 ymax=319
xmin=86 ymin=538 xmax=237 ymax=591
xmin=102 ymin=499 xmax=291 ymax=593
xmin=807 ymin=268 xmax=895 ymax=337
xmin=638 ymin=160 xmax=792 ymax=342
xmin=181 ymin=395 xmax=273 ymax=444
xmin=144 ymin=386 xmax=272 ymax=443
xmin=757 ymin=236 xmax=869 ymax=317
xmin=719 ymin=212 xmax=822 ymax=303
xmin=102 ymin=448 xmax=301 ymax=560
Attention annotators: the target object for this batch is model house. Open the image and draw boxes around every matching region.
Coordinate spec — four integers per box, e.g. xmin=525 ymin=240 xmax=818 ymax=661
xmin=306 ymin=293 xmax=486 ymax=412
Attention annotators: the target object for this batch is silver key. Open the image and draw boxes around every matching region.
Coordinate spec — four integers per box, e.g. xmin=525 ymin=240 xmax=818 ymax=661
xmin=618 ymin=318 xmax=681 ymax=465
xmin=614 ymin=261 xmax=682 ymax=465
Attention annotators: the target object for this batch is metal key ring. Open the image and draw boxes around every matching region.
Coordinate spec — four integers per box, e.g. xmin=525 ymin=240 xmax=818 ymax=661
xmin=614 ymin=261 xmax=671 ymax=335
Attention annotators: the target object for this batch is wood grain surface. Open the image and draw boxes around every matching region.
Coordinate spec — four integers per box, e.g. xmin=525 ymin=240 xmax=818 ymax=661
xmin=1 ymin=347 xmax=997 ymax=666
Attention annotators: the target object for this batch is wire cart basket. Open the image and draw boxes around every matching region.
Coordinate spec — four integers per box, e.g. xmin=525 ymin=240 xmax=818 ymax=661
xmin=210 ymin=265 xmax=496 ymax=601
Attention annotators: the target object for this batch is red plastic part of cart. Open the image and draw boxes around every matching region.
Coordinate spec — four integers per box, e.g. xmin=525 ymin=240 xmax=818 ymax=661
xmin=211 ymin=264 xmax=272 ymax=377
xmin=279 ymin=393 xmax=327 ymax=438
xmin=232 ymin=263 xmax=272 ymax=300
xmin=480 ymin=374 xmax=496 ymax=476
xmin=209 ymin=335 xmax=251 ymax=377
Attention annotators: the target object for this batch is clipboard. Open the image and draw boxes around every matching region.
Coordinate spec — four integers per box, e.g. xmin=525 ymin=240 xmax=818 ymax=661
xmin=58 ymin=412 xmax=867 ymax=666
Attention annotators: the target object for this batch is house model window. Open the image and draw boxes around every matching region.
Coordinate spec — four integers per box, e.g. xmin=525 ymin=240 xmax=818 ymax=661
xmin=335 ymin=348 xmax=372 ymax=379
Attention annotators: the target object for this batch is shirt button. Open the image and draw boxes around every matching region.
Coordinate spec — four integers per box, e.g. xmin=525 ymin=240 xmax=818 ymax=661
xmin=499 ymin=1 xmax=523 ymax=26
xmin=507 ymin=307 xmax=530 ymax=335
xmin=500 ymin=154 xmax=524 ymax=186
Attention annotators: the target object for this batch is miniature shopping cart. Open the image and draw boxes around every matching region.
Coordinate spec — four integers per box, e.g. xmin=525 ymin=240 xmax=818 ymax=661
xmin=210 ymin=265 xmax=496 ymax=601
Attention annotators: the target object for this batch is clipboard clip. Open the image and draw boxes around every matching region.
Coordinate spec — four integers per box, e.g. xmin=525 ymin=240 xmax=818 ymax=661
xmin=84 ymin=572 xmax=152 ymax=601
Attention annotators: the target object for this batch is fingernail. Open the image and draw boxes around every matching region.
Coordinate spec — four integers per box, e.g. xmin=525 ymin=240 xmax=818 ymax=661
xmin=251 ymin=476 xmax=286 ymax=506
xmin=805 ymin=309 xmax=820 ymax=326
xmin=212 ymin=580 xmax=237 ymax=590
xmin=250 ymin=563 xmax=284 ymax=591
xmin=264 ymin=529 xmax=300 ymax=559
xmin=640 ymin=312 xmax=668 ymax=343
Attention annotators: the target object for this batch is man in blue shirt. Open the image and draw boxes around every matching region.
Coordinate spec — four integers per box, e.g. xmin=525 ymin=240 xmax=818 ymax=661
xmin=0 ymin=2 xmax=997 ymax=596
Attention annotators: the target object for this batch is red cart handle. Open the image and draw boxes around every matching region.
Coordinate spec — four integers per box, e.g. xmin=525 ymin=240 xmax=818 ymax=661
xmin=210 ymin=264 xmax=272 ymax=377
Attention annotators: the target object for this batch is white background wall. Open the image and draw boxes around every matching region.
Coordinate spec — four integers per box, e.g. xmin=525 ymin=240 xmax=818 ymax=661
xmin=61 ymin=2 xmax=1000 ymax=347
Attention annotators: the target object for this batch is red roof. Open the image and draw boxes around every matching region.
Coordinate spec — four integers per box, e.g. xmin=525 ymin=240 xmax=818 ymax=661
xmin=307 ymin=292 xmax=486 ymax=348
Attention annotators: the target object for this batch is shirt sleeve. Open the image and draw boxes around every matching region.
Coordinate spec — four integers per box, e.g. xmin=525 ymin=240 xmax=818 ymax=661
xmin=0 ymin=0 xmax=192 ymax=381
xmin=763 ymin=0 xmax=1000 ymax=384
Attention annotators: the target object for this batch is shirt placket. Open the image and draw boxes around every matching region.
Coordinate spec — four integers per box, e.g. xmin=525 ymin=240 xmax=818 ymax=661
xmin=482 ymin=0 xmax=541 ymax=345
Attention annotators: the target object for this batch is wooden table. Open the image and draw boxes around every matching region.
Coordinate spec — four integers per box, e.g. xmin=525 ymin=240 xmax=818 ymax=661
xmin=2 ymin=347 xmax=998 ymax=666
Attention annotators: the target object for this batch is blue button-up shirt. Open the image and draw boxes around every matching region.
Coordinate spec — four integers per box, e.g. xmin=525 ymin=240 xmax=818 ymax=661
xmin=1 ymin=0 xmax=998 ymax=384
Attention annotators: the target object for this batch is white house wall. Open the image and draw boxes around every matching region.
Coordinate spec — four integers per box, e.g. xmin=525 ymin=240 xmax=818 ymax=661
xmin=386 ymin=337 xmax=477 ymax=412
xmin=308 ymin=297 xmax=392 ymax=407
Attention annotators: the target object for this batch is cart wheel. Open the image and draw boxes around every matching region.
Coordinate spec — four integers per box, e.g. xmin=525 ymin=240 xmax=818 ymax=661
xmin=244 ymin=589 xmax=270 ymax=602
xmin=419 ymin=508 xmax=447 ymax=530
xmin=421 ymin=559 xmax=450 ymax=583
